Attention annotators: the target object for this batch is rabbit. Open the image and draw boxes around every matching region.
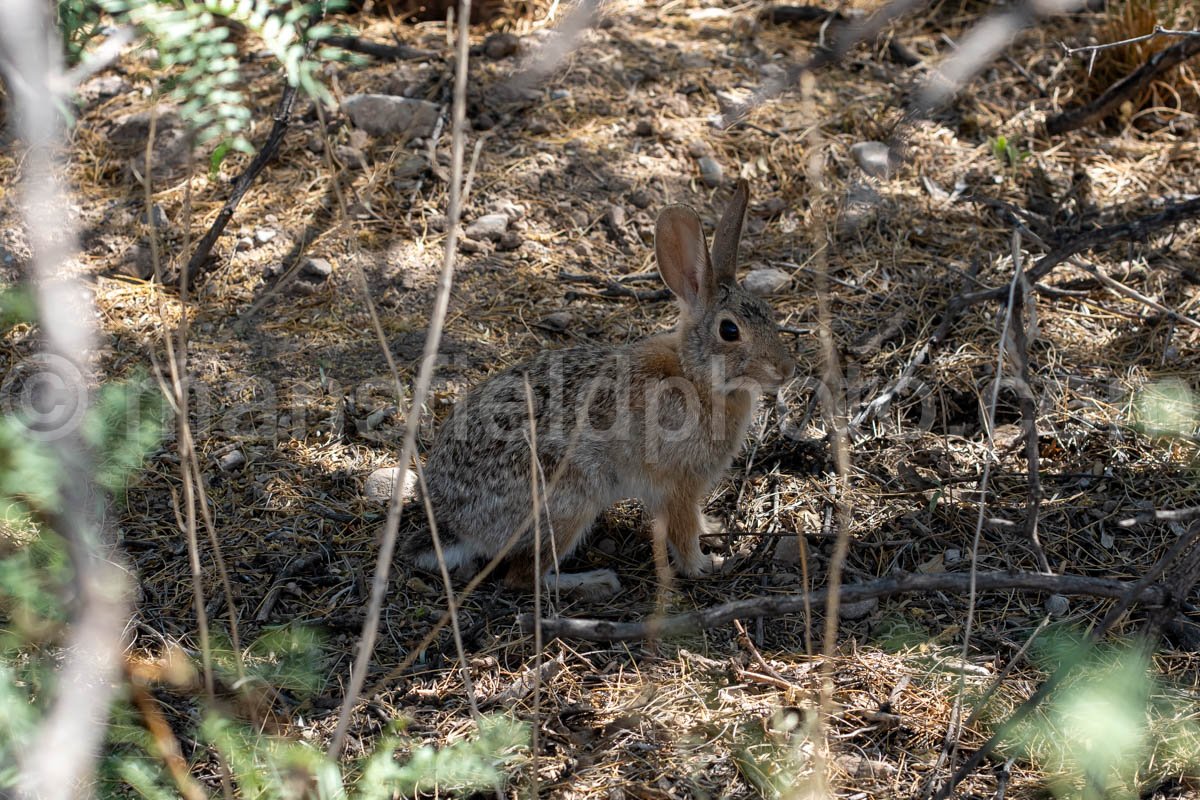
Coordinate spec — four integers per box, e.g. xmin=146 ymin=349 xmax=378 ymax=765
xmin=408 ymin=179 xmax=795 ymax=599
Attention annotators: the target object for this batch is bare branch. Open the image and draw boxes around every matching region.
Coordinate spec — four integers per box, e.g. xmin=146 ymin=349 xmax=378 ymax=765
xmin=0 ymin=5 xmax=129 ymax=799
xmin=1061 ymin=24 xmax=1200 ymax=57
xmin=522 ymin=570 xmax=1170 ymax=642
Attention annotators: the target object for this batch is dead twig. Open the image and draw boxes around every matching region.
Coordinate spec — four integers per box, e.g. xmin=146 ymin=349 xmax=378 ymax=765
xmin=324 ymin=34 xmax=438 ymax=61
xmin=1046 ymin=34 xmax=1200 ymax=135
xmin=1119 ymin=505 xmax=1200 ymax=527
xmin=1005 ymin=235 xmax=1050 ymax=574
xmin=523 ymin=569 xmax=1170 ymax=642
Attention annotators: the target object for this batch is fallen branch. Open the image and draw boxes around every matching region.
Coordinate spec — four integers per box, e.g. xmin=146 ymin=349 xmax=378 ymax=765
xmin=324 ymin=34 xmax=438 ymax=61
xmin=950 ymin=194 xmax=1200 ymax=312
xmin=184 ymin=80 xmax=300 ymax=289
xmin=1046 ymin=34 xmax=1200 ymax=136
xmin=522 ymin=570 xmax=1169 ymax=642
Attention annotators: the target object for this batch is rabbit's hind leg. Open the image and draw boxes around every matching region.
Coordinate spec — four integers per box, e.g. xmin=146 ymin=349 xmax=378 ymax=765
xmin=502 ymin=504 xmax=620 ymax=599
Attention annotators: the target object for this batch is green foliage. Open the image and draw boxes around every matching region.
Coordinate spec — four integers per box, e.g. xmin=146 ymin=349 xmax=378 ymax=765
xmin=56 ymin=1 xmax=341 ymax=153
xmin=85 ymin=372 xmax=168 ymax=499
xmin=1133 ymin=377 xmax=1198 ymax=440
xmin=57 ymin=0 xmax=107 ymax=65
xmin=991 ymin=134 xmax=1028 ymax=168
xmin=1006 ymin=634 xmax=1200 ymax=799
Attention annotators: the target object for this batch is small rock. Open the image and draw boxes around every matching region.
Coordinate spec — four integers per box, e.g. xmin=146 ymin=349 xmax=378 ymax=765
xmin=235 ymin=237 xmax=255 ymax=253
xmin=850 ymin=140 xmax=898 ymax=179
xmin=78 ymin=74 xmax=130 ymax=104
xmin=628 ymin=189 xmax=653 ymax=209
xmin=464 ymin=213 xmax=509 ymax=241
xmin=301 ymin=257 xmax=332 ymax=280
xmin=490 ymin=199 xmax=527 ymax=221
xmin=944 ymin=548 xmax=962 ymax=564
xmin=527 ymin=120 xmax=550 ymax=135
xmin=573 ymin=241 xmax=591 ymax=257
xmin=473 ymin=112 xmax=496 ymax=131
xmin=306 ymin=134 xmax=324 ymax=153
xmin=605 ymin=204 xmax=626 ymax=230
xmin=364 ymin=466 xmax=417 ymax=506
xmin=335 ymin=145 xmax=368 ymax=169
xmin=549 ymin=88 xmax=571 ymax=101
xmin=497 ymin=231 xmax=524 ymax=251
xmin=697 ymin=156 xmax=723 ymax=187
xmin=343 ymin=94 xmax=440 ymax=138
xmin=1045 ymin=594 xmax=1070 ymax=618
xmin=773 ymin=533 xmax=801 ymax=565
xmin=687 ymin=140 xmax=713 ymax=158
xmin=459 ymin=237 xmax=486 ymax=254
xmin=150 ymin=204 xmax=170 ymax=229
xmin=759 ymin=197 xmax=787 ymax=217
xmin=839 ymin=595 xmax=878 ymax=620
xmin=394 ymin=155 xmax=430 ymax=179
xmin=255 ymin=228 xmax=277 ymax=245
xmin=634 ymin=119 xmax=655 ymax=137
xmin=743 ymin=267 xmax=791 ymax=296
xmin=427 ymin=214 xmax=448 ymax=232
xmin=217 ymin=450 xmax=246 ymax=472
xmin=536 ymin=311 xmax=574 ymax=332
xmin=483 ymin=32 xmax=520 ymax=60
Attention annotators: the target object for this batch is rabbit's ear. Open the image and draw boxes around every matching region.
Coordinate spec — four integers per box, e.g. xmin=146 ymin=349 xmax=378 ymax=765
xmin=656 ymin=204 xmax=714 ymax=310
xmin=710 ymin=178 xmax=749 ymax=287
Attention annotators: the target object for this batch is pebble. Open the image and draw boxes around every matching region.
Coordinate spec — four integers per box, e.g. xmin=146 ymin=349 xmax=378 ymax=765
xmin=605 ymin=204 xmax=626 ymax=230
xmin=364 ymin=467 xmax=417 ymax=506
xmin=497 ymin=231 xmax=524 ymax=251
xmin=473 ymin=112 xmax=496 ymax=131
xmin=537 ymin=311 xmax=574 ymax=332
xmin=839 ymin=595 xmax=878 ymax=620
xmin=235 ymin=237 xmax=254 ymax=252
xmin=394 ymin=155 xmax=430 ymax=179
xmin=1045 ymin=594 xmax=1070 ymax=618
xmin=335 ymin=145 xmax=368 ymax=169
xmin=549 ymin=88 xmax=572 ymax=101
xmin=490 ymin=199 xmax=527 ymax=221
xmin=465 ymin=213 xmax=509 ymax=241
xmin=687 ymin=140 xmax=713 ymax=158
xmin=483 ymin=32 xmax=520 ymax=60
xmin=459 ymin=237 xmax=486 ymax=254
xmin=743 ymin=267 xmax=791 ymax=296
xmin=217 ymin=449 xmax=246 ymax=472
xmin=255 ymin=228 xmax=277 ymax=244
xmin=634 ymin=119 xmax=654 ymax=137
xmin=697 ymin=156 xmax=723 ymax=187
xmin=342 ymin=94 xmax=440 ymax=138
xmin=850 ymin=140 xmax=897 ymax=178
xmin=301 ymin=257 xmax=332 ymax=280
xmin=628 ymin=189 xmax=653 ymax=209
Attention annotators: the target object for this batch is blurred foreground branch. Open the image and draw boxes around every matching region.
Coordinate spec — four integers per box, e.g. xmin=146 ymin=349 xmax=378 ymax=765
xmin=0 ymin=5 xmax=129 ymax=799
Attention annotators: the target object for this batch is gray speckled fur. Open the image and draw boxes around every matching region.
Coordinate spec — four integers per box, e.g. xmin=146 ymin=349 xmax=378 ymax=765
xmin=409 ymin=180 xmax=795 ymax=593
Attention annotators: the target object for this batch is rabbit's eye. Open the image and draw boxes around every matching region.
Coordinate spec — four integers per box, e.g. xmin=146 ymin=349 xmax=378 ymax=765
xmin=719 ymin=319 xmax=740 ymax=342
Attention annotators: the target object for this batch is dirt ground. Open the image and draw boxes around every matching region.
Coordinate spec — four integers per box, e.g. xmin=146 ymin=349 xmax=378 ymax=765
xmin=3 ymin=0 xmax=1200 ymax=796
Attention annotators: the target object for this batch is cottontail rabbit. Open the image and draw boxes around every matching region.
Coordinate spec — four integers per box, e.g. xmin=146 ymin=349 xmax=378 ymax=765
xmin=410 ymin=179 xmax=795 ymax=598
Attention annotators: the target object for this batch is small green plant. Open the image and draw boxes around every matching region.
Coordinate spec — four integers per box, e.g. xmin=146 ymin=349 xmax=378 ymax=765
xmin=991 ymin=135 xmax=1028 ymax=168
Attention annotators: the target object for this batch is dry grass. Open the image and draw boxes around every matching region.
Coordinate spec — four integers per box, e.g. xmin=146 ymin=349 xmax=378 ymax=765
xmin=2 ymin=0 xmax=1200 ymax=796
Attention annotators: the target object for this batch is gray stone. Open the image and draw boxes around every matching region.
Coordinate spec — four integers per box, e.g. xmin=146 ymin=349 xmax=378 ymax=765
xmin=687 ymin=140 xmax=713 ymax=158
xmin=217 ymin=449 xmax=246 ymax=472
xmin=497 ymin=231 xmax=524 ymax=251
xmin=255 ymin=228 xmax=277 ymax=244
xmin=335 ymin=145 xmax=368 ymax=169
xmin=549 ymin=88 xmax=571 ymax=101
xmin=394 ymin=155 xmax=430 ymax=179
xmin=537 ymin=311 xmax=574 ymax=332
xmin=850 ymin=140 xmax=897 ymax=178
xmin=364 ymin=466 xmax=417 ymax=506
xmin=629 ymin=189 xmax=653 ymax=209
xmin=743 ymin=267 xmax=791 ymax=296
xmin=483 ymin=32 xmax=520 ymax=60
xmin=839 ymin=595 xmax=878 ymax=620
xmin=301 ymin=257 xmax=332 ymax=280
xmin=1045 ymin=594 xmax=1070 ymax=618
xmin=697 ymin=155 xmax=723 ymax=187
xmin=465 ymin=213 xmax=509 ymax=241
xmin=343 ymin=94 xmax=440 ymax=138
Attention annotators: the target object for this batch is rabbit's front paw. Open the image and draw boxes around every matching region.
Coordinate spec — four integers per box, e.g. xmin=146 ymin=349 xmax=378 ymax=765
xmin=675 ymin=549 xmax=729 ymax=578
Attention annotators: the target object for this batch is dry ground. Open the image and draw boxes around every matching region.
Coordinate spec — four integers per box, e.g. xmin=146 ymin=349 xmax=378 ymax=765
xmin=2 ymin=0 xmax=1200 ymax=796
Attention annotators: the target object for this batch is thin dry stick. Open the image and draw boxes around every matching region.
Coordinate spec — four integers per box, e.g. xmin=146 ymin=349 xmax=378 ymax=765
xmin=1006 ymin=235 xmax=1051 ymax=575
xmin=1062 ymin=24 xmax=1200 ymax=57
xmin=805 ymin=67 xmax=847 ymax=799
xmin=933 ymin=242 xmax=1023 ymax=797
xmin=3 ymin=4 xmax=128 ymax=796
xmin=414 ymin=460 xmax=481 ymax=720
xmin=327 ymin=0 xmax=473 ymax=758
xmin=523 ymin=376 xmax=543 ymax=800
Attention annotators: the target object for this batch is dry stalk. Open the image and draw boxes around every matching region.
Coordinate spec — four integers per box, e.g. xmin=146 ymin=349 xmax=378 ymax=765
xmin=327 ymin=0 xmax=474 ymax=758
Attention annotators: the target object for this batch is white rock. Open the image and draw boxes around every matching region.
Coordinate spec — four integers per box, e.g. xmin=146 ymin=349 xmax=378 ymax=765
xmin=850 ymin=140 xmax=896 ymax=178
xmin=364 ymin=467 xmax=417 ymax=506
xmin=343 ymin=94 xmax=440 ymax=138
xmin=743 ymin=267 xmax=791 ymax=296
xmin=465 ymin=213 xmax=509 ymax=241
